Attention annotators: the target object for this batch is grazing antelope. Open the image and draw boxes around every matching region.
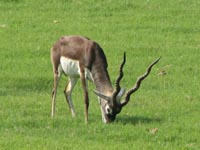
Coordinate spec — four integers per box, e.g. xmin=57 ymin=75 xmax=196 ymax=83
xmin=51 ymin=35 xmax=160 ymax=124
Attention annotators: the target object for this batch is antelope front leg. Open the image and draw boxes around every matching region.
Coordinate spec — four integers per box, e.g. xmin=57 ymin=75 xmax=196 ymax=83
xmin=80 ymin=72 xmax=89 ymax=124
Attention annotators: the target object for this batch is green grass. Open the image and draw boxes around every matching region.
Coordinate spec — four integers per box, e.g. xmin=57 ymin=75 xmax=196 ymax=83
xmin=0 ymin=0 xmax=200 ymax=149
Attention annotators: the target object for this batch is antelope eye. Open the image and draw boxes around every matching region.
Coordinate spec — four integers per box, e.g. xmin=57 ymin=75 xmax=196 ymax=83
xmin=107 ymin=108 xmax=110 ymax=113
xmin=105 ymin=105 xmax=111 ymax=114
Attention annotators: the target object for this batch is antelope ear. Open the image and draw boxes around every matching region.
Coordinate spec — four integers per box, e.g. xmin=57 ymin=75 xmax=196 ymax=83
xmin=117 ymin=88 xmax=126 ymax=100
xmin=93 ymin=90 xmax=111 ymax=102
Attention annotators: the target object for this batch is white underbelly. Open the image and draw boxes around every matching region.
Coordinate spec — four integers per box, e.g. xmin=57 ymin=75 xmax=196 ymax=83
xmin=60 ymin=57 xmax=94 ymax=81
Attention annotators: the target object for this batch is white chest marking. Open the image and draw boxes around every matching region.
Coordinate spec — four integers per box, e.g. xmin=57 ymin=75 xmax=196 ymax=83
xmin=60 ymin=57 xmax=81 ymax=77
xmin=60 ymin=57 xmax=94 ymax=82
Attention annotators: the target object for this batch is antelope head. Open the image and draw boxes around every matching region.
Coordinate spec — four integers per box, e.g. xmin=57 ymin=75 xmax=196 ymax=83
xmin=94 ymin=52 xmax=160 ymax=123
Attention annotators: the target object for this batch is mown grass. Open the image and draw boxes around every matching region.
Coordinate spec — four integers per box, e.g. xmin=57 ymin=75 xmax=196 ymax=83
xmin=0 ymin=0 xmax=200 ymax=149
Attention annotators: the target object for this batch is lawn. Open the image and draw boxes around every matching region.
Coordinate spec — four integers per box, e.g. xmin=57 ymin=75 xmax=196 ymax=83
xmin=0 ymin=0 xmax=199 ymax=149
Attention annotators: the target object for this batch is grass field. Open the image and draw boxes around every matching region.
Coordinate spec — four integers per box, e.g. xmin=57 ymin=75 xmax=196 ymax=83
xmin=0 ymin=0 xmax=200 ymax=149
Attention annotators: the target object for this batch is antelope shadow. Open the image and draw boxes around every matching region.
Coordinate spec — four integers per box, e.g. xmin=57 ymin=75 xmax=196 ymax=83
xmin=116 ymin=115 xmax=162 ymax=125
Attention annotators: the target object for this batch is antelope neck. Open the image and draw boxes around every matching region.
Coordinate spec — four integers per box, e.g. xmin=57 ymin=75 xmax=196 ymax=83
xmin=91 ymin=64 xmax=113 ymax=95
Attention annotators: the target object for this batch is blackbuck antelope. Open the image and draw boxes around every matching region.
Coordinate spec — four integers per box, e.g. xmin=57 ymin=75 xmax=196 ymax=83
xmin=51 ymin=35 xmax=160 ymax=123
